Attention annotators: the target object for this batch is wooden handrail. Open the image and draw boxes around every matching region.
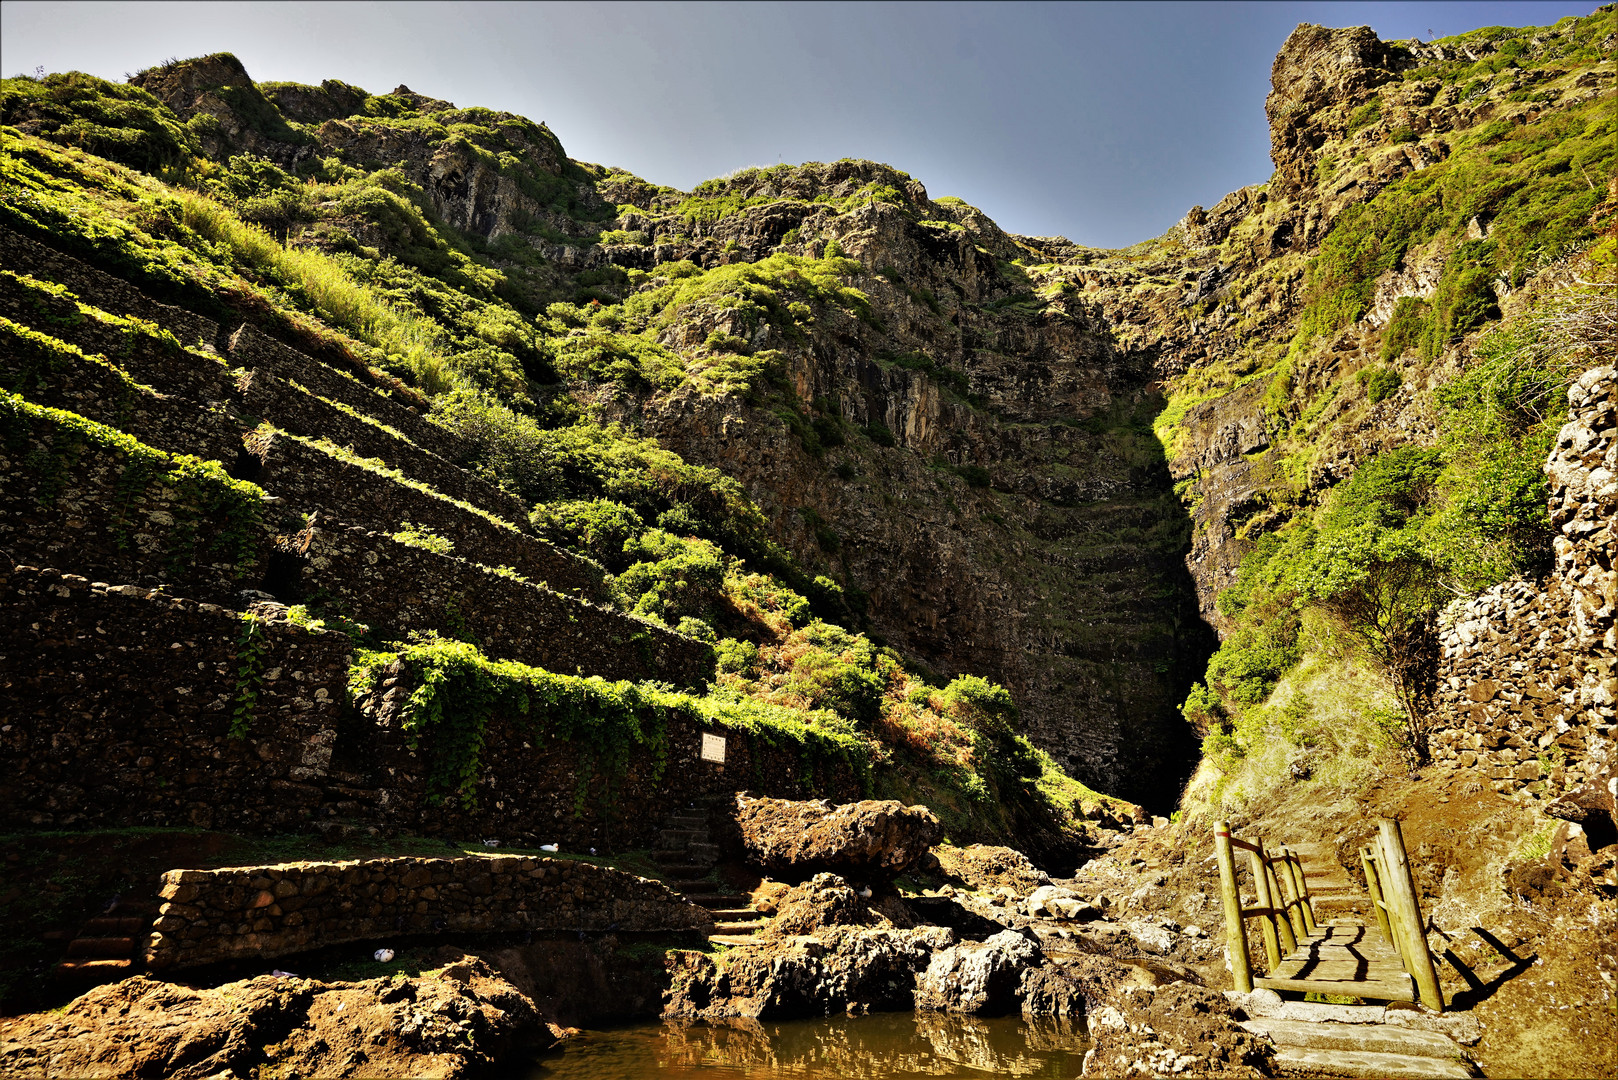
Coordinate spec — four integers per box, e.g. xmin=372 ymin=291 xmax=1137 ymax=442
xmin=1211 ymin=816 xmax=1443 ymax=1012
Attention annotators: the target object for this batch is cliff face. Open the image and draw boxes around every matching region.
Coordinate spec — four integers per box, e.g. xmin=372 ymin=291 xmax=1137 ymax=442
xmin=2 ymin=10 xmax=1612 ymax=813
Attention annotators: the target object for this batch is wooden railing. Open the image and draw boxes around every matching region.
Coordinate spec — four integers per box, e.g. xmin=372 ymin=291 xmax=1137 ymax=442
xmin=1213 ymin=816 xmax=1442 ymax=1011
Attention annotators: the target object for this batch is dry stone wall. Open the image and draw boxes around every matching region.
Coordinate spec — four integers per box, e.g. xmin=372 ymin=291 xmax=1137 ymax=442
xmin=0 ymin=413 xmax=270 ymax=605
xmin=0 ymin=327 xmax=243 ymax=466
xmin=0 ymin=564 xmax=350 ymax=831
xmin=0 ymin=227 xmax=221 ymax=351
xmin=0 ymin=565 xmax=856 ymax=845
xmin=235 ymin=365 xmax=526 ymax=524
xmin=145 ymin=855 xmax=711 ymax=969
xmin=249 ymin=431 xmax=604 ymax=595
xmin=1429 ymin=367 xmax=1617 ymax=805
xmin=293 ymin=522 xmax=708 ymax=684
xmin=227 ymin=324 xmax=467 ymax=463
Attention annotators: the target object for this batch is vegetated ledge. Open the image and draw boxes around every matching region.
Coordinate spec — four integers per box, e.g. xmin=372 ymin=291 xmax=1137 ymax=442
xmin=145 ymin=855 xmax=712 ymax=970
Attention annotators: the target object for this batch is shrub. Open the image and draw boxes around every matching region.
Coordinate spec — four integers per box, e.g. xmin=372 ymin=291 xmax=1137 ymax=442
xmin=1380 ymin=296 xmax=1429 ymax=361
xmin=391 ymin=522 xmax=455 ymax=556
xmin=530 ymin=498 xmax=645 ymax=570
xmin=1357 ymin=365 xmax=1402 ymax=403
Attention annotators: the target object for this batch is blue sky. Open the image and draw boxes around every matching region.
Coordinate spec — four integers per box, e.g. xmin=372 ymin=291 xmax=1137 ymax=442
xmin=1 ymin=1 xmax=1600 ymax=246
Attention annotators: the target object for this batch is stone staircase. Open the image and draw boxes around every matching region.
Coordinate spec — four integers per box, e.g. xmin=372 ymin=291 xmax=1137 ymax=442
xmin=652 ymin=807 xmax=767 ymax=946
xmin=1232 ymin=990 xmax=1480 ymax=1079
xmin=49 ymin=900 xmax=156 ymax=980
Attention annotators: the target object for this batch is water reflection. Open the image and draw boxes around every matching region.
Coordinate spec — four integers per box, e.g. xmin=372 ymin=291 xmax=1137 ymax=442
xmin=528 ymin=1013 xmax=1090 ymax=1078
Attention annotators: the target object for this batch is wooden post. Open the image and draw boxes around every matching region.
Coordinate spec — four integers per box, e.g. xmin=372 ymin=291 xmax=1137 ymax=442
xmin=1377 ymin=817 xmax=1443 ymax=1012
xmin=1247 ymin=840 xmax=1283 ymax=971
xmin=1360 ymin=845 xmax=1395 ymax=949
xmin=1214 ymin=820 xmax=1253 ymax=993
xmin=1284 ymin=847 xmax=1319 ymax=934
xmin=1271 ymin=846 xmax=1308 ymax=943
xmin=1264 ymin=855 xmax=1298 ymax=954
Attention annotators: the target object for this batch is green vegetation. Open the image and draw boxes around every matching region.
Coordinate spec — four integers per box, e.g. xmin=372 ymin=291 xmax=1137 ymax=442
xmin=347 ymin=635 xmax=870 ymax=809
xmin=1286 ymin=88 xmax=1613 ymax=363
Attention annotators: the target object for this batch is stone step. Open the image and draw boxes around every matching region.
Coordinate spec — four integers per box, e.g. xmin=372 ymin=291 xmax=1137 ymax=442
xmin=688 ymin=894 xmax=751 ymax=909
xmin=712 ymin=921 xmax=763 ymax=934
xmin=665 ymin=814 xmax=709 ymax=828
xmin=673 ymin=880 xmax=719 ymax=894
xmin=1243 ymin=1018 xmax=1463 ymax=1059
xmin=708 ymin=909 xmax=765 ymax=922
xmin=65 ymin=936 xmax=136 ymax=958
xmin=708 ymin=934 xmax=761 ymax=946
xmin=655 ymin=863 xmax=715 ymax=878
xmin=54 ymin=958 xmax=135 ymax=977
xmin=1270 ymin=1046 xmax=1474 ymax=1079
xmin=660 ymin=828 xmax=708 ymax=845
xmin=686 ymin=843 xmax=721 ymax=864
xmin=82 ymin=917 xmax=147 ymax=935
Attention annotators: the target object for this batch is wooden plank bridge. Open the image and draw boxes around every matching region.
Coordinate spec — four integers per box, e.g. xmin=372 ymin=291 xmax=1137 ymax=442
xmin=1214 ymin=816 xmax=1444 ymax=1011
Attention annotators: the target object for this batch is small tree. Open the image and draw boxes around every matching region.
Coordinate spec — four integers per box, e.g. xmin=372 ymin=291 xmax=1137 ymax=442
xmin=1293 ymin=447 xmax=1446 ymax=762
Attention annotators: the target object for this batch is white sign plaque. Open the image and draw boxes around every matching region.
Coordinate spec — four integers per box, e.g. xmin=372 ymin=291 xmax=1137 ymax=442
xmin=700 ymin=733 xmax=726 ymax=764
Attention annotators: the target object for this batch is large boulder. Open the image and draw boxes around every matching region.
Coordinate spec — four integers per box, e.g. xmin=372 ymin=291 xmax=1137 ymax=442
xmin=933 ymin=843 xmax=1051 ymax=894
xmin=0 ymin=954 xmax=549 ymax=1079
xmin=914 ymin=929 xmax=1042 ymax=1015
xmin=664 ymin=925 xmax=955 ymax=1020
xmin=759 ymin=873 xmax=917 ymax=938
xmin=733 ymin=795 xmax=942 ymax=881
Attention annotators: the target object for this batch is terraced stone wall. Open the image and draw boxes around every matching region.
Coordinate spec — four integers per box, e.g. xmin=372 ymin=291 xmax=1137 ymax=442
xmin=248 ymin=431 xmax=601 ymax=592
xmin=145 ymin=855 xmax=711 ymax=969
xmin=293 ymin=523 xmax=707 ymax=685
xmin=0 ymin=413 xmax=271 ymax=605
xmin=0 ymin=565 xmax=854 ymax=845
xmin=0 ymin=228 xmax=221 ymax=350
xmin=1429 ymin=368 xmax=1617 ymax=808
xmin=0 ymin=564 xmax=351 ymax=831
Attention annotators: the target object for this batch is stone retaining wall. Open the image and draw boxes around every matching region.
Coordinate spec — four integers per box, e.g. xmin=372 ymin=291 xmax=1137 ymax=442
xmin=251 ymin=431 xmax=601 ymax=594
xmin=236 ymin=365 xmax=528 ymax=525
xmin=0 ymin=271 xmax=236 ymax=406
xmin=228 ymin=324 xmax=467 ymax=463
xmin=0 ymin=564 xmax=351 ymax=831
xmin=0 ymin=326 xmax=243 ymax=465
xmin=1 ymin=565 xmax=855 ymax=843
xmin=296 ymin=523 xmax=704 ymax=683
xmin=1428 ymin=367 xmax=1616 ymax=801
xmin=0 ymin=407 xmax=270 ymax=605
xmin=145 ymin=855 xmax=711 ymax=969
xmin=0 ymin=227 xmax=220 ymax=350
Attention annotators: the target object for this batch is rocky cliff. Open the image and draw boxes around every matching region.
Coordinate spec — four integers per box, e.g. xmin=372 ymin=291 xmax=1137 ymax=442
xmin=1 ymin=9 xmax=1614 ymax=815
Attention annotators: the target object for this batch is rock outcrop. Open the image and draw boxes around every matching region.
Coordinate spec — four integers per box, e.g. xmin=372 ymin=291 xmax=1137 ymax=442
xmin=0 ymin=956 xmax=550 ymax=1080
xmin=733 ymin=795 xmax=943 ymax=881
xmin=913 ymin=929 xmax=1043 ymax=1015
xmin=932 ymin=844 xmax=1052 ymax=894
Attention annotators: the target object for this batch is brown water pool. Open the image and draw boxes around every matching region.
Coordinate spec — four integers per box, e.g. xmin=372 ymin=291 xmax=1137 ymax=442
xmin=526 ymin=1012 xmax=1092 ymax=1078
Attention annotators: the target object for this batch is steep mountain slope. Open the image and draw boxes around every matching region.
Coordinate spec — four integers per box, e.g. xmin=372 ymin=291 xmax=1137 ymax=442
xmin=3 ymin=9 xmax=1614 ymax=813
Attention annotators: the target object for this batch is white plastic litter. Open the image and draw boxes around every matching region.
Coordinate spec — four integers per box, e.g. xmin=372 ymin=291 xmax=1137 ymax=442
xmin=270 ymin=969 xmax=296 ymax=979
xmin=374 ymin=948 xmax=395 ymax=962
xmin=540 ymin=844 xmax=559 ymax=852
